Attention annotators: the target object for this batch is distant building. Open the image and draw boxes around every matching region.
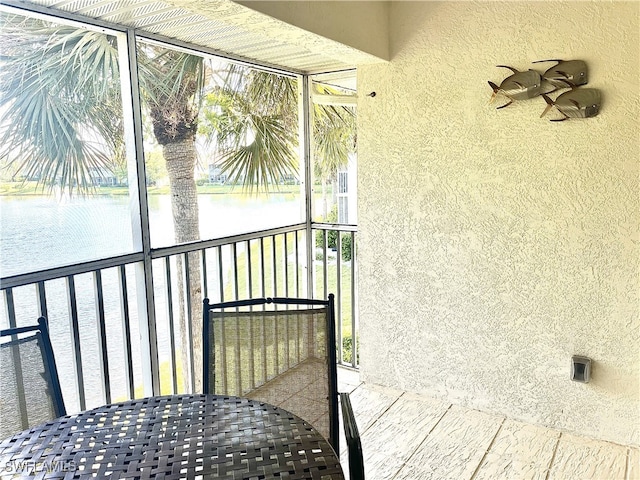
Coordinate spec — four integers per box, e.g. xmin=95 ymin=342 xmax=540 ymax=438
xmin=208 ymin=164 xmax=228 ymax=184
xmin=89 ymin=166 xmax=118 ymax=186
xmin=279 ymin=173 xmax=299 ymax=185
xmin=337 ymin=153 xmax=357 ymax=224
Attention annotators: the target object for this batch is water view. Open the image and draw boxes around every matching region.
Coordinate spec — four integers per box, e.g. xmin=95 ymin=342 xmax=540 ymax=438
xmin=0 ymin=191 xmax=303 ymax=277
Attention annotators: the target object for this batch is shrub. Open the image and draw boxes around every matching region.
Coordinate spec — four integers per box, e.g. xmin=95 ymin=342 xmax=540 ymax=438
xmin=315 ymin=205 xmax=353 ymax=261
xmin=341 ymin=335 xmax=359 ymax=365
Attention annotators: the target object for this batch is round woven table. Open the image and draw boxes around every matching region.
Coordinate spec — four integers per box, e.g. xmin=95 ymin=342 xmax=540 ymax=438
xmin=0 ymin=394 xmax=344 ymax=479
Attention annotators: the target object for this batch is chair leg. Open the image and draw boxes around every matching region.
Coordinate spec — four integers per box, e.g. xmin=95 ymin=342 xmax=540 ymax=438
xmin=340 ymin=392 xmax=365 ymax=480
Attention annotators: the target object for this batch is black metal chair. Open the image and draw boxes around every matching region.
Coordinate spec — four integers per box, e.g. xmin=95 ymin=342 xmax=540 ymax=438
xmin=0 ymin=317 xmax=66 ymax=438
xmin=203 ymin=294 xmax=364 ymax=479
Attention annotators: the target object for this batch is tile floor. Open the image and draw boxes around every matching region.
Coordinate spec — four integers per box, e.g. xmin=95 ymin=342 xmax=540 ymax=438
xmin=337 ymin=368 xmax=639 ymax=480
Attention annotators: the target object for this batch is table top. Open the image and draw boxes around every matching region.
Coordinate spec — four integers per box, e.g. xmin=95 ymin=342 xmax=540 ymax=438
xmin=0 ymin=394 xmax=344 ymax=479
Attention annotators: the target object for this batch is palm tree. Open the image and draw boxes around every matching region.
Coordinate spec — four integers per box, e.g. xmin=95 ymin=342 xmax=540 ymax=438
xmin=312 ymin=85 xmax=356 ymax=220
xmin=201 ymin=67 xmax=355 ymax=204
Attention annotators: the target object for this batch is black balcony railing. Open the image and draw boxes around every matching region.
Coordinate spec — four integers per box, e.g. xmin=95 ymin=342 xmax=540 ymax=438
xmin=0 ymin=224 xmax=358 ymax=413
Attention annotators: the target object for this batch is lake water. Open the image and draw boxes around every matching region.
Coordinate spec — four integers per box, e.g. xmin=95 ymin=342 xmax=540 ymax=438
xmin=0 ymin=192 xmax=304 ymax=277
xmin=0 ymin=192 xmax=305 ymax=410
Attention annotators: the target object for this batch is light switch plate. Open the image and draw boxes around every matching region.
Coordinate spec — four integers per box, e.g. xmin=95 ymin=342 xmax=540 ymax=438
xmin=571 ymin=355 xmax=592 ymax=383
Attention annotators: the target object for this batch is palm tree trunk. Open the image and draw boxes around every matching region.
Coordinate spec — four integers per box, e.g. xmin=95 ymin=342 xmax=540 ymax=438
xmin=164 ymin=139 xmax=203 ymax=394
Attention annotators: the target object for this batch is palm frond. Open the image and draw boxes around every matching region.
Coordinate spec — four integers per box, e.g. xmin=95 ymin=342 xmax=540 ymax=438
xmin=313 ymin=102 xmax=355 ymax=179
xmin=217 ymin=114 xmax=298 ymax=192
xmin=0 ymin=12 xmax=121 ymax=195
xmin=199 ymin=64 xmax=302 ymax=192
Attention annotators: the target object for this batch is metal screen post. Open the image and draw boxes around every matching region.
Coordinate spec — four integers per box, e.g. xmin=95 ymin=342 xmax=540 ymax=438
xmin=120 ymin=28 xmax=159 ymax=395
xmin=299 ymin=75 xmax=314 ymax=298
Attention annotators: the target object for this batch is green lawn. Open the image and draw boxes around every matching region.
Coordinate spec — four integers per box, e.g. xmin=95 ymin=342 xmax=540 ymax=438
xmin=222 ymin=235 xmax=356 ymax=363
xmin=221 ymin=235 xmax=353 ymax=331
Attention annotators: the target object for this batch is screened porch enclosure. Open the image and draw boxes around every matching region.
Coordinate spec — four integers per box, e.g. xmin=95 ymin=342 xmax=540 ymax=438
xmin=0 ymin=2 xmax=359 ymax=414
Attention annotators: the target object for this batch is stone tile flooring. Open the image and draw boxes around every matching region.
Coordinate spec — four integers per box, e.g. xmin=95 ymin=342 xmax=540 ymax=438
xmin=337 ymin=368 xmax=639 ymax=480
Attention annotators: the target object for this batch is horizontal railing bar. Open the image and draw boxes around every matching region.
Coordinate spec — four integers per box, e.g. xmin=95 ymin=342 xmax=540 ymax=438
xmin=149 ymin=223 xmax=308 ymax=259
xmin=0 ymin=253 xmax=145 ymax=290
xmin=2 ymin=223 xmax=357 ymax=291
xmin=312 ymin=222 xmax=358 ymax=232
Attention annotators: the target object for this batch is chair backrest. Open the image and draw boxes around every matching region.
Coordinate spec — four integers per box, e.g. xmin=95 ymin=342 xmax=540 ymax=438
xmin=0 ymin=317 xmax=66 ymax=438
xmin=203 ymin=294 xmax=339 ymax=450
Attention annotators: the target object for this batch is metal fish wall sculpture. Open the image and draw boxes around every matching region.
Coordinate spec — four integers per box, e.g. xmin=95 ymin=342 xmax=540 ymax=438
xmin=488 ymin=65 xmax=542 ymax=109
xmin=540 ymin=88 xmax=601 ymax=121
xmin=533 ymin=59 xmax=588 ymax=89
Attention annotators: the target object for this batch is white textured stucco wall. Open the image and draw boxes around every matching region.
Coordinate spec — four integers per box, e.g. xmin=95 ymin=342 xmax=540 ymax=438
xmin=358 ymin=1 xmax=639 ymax=446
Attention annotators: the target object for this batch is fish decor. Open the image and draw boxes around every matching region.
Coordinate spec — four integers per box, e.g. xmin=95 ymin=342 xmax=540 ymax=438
xmin=532 ymin=59 xmax=588 ymax=90
xmin=488 ymin=65 xmax=542 ymax=109
xmin=540 ymin=88 xmax=601 ymax=121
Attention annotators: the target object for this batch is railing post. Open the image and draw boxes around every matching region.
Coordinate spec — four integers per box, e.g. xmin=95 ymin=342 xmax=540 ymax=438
xmin=36 ymin=281 xmax=48 ymax=319
xmin=184 ymin=252 xmax=195 ymax=392
xmin=66 ymin=276 xmax=86 ymax=411
xmin=3 ymin=288 xmax=17 ymax=329
xmin=118 ymin=265 xmax=136 ymax=399
xmin=336 ymin=231 xmax=343 ymax=363
xmin=350 ymin=231 xmax=358 ymax=368
xmin=93 ymin=270 xmax=111 ymax=404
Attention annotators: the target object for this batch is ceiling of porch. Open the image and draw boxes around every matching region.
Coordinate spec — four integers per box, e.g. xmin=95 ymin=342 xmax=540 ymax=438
xmin=5 ymin=0 xmax=384 ymax=75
